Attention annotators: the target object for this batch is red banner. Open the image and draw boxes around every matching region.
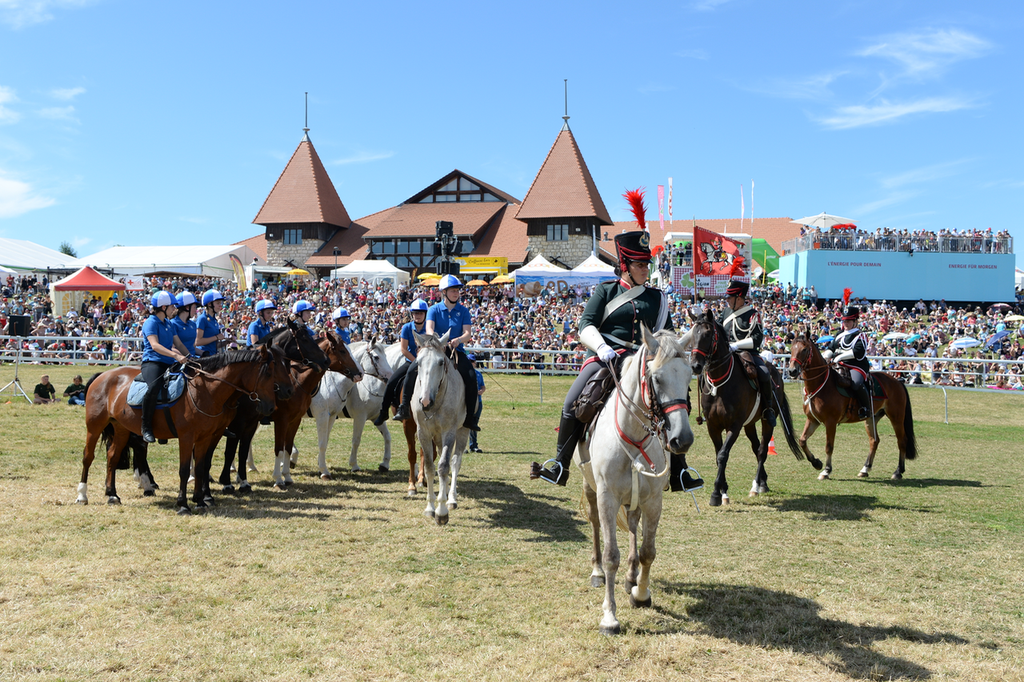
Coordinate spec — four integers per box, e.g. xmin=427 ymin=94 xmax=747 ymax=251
xmin=693 ymin=226 xmax=747 ymax=277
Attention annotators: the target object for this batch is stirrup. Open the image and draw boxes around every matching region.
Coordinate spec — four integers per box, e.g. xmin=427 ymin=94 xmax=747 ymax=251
xmin=530 ymin=459 xmax=569 ymax=486
xmin=392 ymin=404 xmax=410 ymax=422
xmin=680 ymin=467 xmax=703 ymax=492
xmin=762 ymin=407 xmax=777 ymax=427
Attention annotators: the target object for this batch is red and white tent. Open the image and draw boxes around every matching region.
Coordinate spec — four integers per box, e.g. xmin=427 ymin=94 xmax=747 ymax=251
xmin=50 ymin=266 xmax=126 ymax=317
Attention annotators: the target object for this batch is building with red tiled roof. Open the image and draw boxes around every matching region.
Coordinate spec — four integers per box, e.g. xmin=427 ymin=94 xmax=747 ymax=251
xmin=516 ymin=118 xmax=613 ymax=269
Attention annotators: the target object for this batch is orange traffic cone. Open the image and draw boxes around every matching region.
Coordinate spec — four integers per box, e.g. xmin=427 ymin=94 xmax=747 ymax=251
xmin=767 ymin=437 xmax=778 ymax=456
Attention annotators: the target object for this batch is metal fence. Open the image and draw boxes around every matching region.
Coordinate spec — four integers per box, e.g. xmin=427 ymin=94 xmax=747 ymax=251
xmin=781 ymin=233 xmax=1013 ymax=256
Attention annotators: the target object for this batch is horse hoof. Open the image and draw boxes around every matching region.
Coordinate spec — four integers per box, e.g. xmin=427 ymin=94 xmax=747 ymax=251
xmin=76 ymin=499 xmax=88 ymax=505
xmin=406 ymin=490 xmax=417 ymax=498
xmin=709 ymin=494 xmax=722 ymax=507
xmin=176 ymin=506 xmax=192 ymax=516
xmin=857 ymin=472 xmax=869 ymax=479
xmin=629 ymin=592 xmax=652 ymax=609
xmin=891 ymin=472 xmax=903 ymax=480
xmin=723 ymin=496 xmax=730 ymax=504
xmin=448 ymin=502 xmax=457 ymax=510
xmin=378 ymin=464 xmax=389 ymax=473
xmin=107 ymin=496 xmax=121 ymax=505
xmin=320 ymin=473 xmax=332 ymax=481
xmin=749 ymin=490 xmax=759 ymax=498
xmin=435 ymin=513 xmax=449 ymax=526
xmin=351 ymin=465 xmax=361 ymax=473
xmin=600 ymin=624 xmax=621 ymax=636
xmin=758 ymin=485 xmax=769 ymax=494
xmin=590 ymin=575 xmax=605 ymax=588
xmin=143 ymin=489 xmax=156 ymax=497
xmin=222 ymin=485 xmax=235 ymax=494
xmin=818 ymin=472 xmax=830 ymax=481
xmin=238 ymin=484 xmax=252 ymax=494
xmin=423 ymin=510 xmax=435 ymax=519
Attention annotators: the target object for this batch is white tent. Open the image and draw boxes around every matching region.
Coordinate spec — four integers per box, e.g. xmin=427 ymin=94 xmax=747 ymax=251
xmin=329 ymin=260 xmax=411 ymax=286
xmin=516 ymin=254 xmax=567 ymax=273
xmin=571 ymin=253 xmax=615 ymax=274
xmin=1016 ymin=268 xmax=1024 ymax=289
xmin=80 ymin=244 xmax=258 ymax=278
xmin=0 ymin=237 xmax=84 ymax=271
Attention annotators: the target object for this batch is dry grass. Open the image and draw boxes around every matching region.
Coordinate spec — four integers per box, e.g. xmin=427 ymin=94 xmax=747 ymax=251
xmin=1 ymin=363 xmax=1023 ymax=681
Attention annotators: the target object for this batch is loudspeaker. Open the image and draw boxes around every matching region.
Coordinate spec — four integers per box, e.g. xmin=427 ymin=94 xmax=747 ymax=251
xmin=9 ymin=315 xmax=30 ymax=336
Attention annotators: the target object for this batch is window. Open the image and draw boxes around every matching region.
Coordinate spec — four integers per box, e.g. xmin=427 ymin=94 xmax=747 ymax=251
xmin=416 ymin=175 xmax=502 ymax=204
xmin=284 ymin=228 xmax=302 ymax=245
xmin=547 ymin=224 xmax=569 ymax=241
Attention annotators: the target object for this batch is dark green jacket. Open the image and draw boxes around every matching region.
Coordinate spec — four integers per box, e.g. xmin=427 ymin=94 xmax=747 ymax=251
xmin=579 ymin=280 xmax=672 ymax=357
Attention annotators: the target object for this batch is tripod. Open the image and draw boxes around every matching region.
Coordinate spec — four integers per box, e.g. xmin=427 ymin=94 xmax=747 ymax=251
xmin=0 ymin=343 xmax=32 ymax=404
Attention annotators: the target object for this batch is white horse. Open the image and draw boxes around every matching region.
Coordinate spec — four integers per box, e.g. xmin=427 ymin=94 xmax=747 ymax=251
xmin=293 ymin=338 xmax=394 ymax=479
xmin=411 ymin=330 xmax=468 ymax=525
xmin=578 ymin=327 xmax=695 ymax=635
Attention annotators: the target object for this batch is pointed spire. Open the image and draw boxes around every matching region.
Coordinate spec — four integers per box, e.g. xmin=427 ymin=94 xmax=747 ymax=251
xmin=253 ymin=132 xmax=351 ymax=228
xmin=561 ymin=79 xmax=570 ymax=131
xmin=302 ymin=92 xmax=310 ymax=140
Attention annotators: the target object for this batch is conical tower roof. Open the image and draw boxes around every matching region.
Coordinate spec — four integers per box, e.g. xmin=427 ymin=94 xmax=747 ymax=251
xmin=515 ymin=123 xmax=612 ymax=226
xmin=253 ymin=133 xmax=351 ymax=228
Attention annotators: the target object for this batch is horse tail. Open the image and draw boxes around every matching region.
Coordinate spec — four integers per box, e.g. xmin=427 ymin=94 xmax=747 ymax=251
xmin=775 ymin=381 xmax=804 ymax=461
xmin=83 ymin=372 xmax=103 ymax=399
xmin=901 ymin=384 xmax=918 ymax=460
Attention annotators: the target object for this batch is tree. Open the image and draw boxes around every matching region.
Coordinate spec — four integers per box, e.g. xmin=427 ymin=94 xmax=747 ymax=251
xmin=58 ymin=241 xmax=78 ymax=258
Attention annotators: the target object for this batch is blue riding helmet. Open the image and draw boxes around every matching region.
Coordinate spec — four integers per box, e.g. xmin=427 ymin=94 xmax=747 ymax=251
xmin=202 ymin=289 xmax=224 ymax=306
xmin=255 ymin=299 xmax=277 ymax=313
xmin=176 ymin=291 xmax=198 ymax=307
xmin=151 ymin=291 xmax=175 ymax=308
xmin=409 ymin=299 xmax=429 ymax=312
xmin=332 ymin=307 xmax=350 ymax=320
xmin=466 ymin=354 xmax=476 ymax=362
xmin=292 ymin=300 xmax=315 ymax=315
xmin=438 ymin=274 xmax=463 ymax=290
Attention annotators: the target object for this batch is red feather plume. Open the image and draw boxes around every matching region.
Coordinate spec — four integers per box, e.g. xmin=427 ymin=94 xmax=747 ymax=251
xmin=623 ymin=188 xmax=647 ymax=232
xmin=843 ymin=288 xmax=852 ymax=305
xmin=728 ymin=256 xmax=747 ymax=277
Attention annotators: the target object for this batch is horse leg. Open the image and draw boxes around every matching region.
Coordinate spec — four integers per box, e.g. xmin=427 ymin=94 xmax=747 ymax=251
xmin=859 ymin=413 xmax=880 ymax=478
xmin=193 ymin=438 xmax=216 ymax=508
xmin=419 ymin=435 xmax=437 ymax=519
xmin=624 ymin=507 xmax=643 ymax=601
xmin=78 ymin=424 xmax=103 ymax=505
xmin=134 ymin=444 xmax=157 ymax=497
xmin=176 ymin=438 xmax=193 ymax=515
xmin=799 ymin=418 xmax=825 ymax=472
xmin=376 ymin=421 xmax=392 ymax=473
xmin=710 ymin=428 xmax=742 ymax=507
xmin=316 ymin=413 xmax=335 ymax=480
xmin=272 ymin=422 xmax=292 ymax=488
xmin=597 ymin=487 xmax=621 ymax=634
xmin=584 ymin=481 xmax=604 ymax=587
xmin=434 ymin=435 xmax=454 ymax=525
xmin=220 ymin=437 xmax=238 ymax=492
xmin=630 ymin=497 xmax=661 ymax=609
xmin=348 ymin=417 xmax=366 ymax=472
xmin=747 ymin=422 xmax=769 ymax=496
xmin=820 ymin=421 xmax=837 ymax=480
xmin=887 ymin=400 xmax=908 ymax=480
xmin=236 ymin=431 xmax=255 ymax=493
xmin=103 ymin=428 xmax=130 ymax=505
xmin=404 ymin=419 xmax=418 ymax=496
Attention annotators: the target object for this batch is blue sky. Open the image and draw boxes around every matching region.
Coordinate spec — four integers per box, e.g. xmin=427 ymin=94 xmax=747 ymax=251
xmin=1 ymin=0 xmax=1021 ymax=267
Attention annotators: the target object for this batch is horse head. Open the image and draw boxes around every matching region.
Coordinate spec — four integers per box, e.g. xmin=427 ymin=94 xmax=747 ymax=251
xmin=356 ymin=336 xmax=393 ymax=382
xmin=642 ymin=326 xmax=695 ymax=455
xmin=689 ymin=310 xmax=723 ymax=375
xmin=411 ymin=329 xmax=452 ymax=411
xmin=258 ymin=345 xmax=294 ymax=415
xmin=321 ymin=331 xmax=362 ymax=381
xmin=788 ymin=331 xmax=819 ymax=380
xmin=286 ymin=319 xmax=331 ymax=372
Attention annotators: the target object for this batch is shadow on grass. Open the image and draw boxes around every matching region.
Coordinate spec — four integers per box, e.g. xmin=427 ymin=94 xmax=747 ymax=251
xmin=765 ymin=493 xmax=926 ymax=521
xmin=859 ymin=477 xmax=985 ymax=490
xmin=653 ymin=581 xmax=967 ymax=679
xmin=457 ymin=477 xmax=590 ymax=543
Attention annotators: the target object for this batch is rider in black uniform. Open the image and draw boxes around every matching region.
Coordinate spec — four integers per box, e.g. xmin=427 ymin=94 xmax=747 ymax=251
xmin=529 ymin=230 xmax=701 ymax=492
xmin=825 ymin=305 xmax=872 ymax=419
xmin=719 ymin=279 xmax=777 ymax=427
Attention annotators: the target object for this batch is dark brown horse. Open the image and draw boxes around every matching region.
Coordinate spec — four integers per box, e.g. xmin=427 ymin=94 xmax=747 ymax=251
xmin=218 ymin=329 xmax=360 ymax=491
xmin=77 ymin=346 xmax=293 ymax=514
xmin=689 ymin=311 xmax=805 ymax=506
xmin=788 ymin=332 xmax=918 ymax=480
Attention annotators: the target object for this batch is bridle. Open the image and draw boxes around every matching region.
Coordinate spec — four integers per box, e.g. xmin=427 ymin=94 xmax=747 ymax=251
xmin=184 ymin=352 xmax=276 ymax=418
xmin=790 ymin=340 xmax=830 ymax=397
xmin=691 ymin=320 xmax=735 ymax=389
xmin=324 ymin=332 xmax=362 ymax=380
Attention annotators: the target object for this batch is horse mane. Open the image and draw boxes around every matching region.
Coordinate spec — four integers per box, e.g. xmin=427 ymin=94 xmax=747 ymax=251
xmin=256 ymin=326 xmax=288 ymax=346
xmin=198 ymin=348 xmax=265 ymax=371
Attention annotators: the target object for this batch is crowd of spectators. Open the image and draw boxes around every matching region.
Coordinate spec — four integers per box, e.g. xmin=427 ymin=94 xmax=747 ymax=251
xmin=2 ymin=271 xmax=1023 ymax=389
xmin=789 ymin=226 xmax=1013 ymax=255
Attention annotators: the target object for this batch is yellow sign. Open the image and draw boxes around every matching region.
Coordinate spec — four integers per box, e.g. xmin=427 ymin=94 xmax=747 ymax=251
xmin=454 ymin=256 xmax=508 ymax=275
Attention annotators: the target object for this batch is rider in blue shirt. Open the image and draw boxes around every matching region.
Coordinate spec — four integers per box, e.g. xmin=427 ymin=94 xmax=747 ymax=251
xmin=140 ymin=291 xmax=189 ymax=442
xmin=468 ymin=354 xmax=485 ymax=452
xmin=195 ymin=289 xmax=226 ymax=356
xmin=392 ymin=276 xmax=480 ymax=432
xmin=374 ymin=298 xmax=428 ymax=425
xmin=332 ymin=307 xmax=352 ymax=344
xmin=171 ymin=291 xmax=199 ymax=356
xmin=292 ymin=300 xmax=317 ymax=335
xmin=248 ymin=299 xmax=276 ymax=346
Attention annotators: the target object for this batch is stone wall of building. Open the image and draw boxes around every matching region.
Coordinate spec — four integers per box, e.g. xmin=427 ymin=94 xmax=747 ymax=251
xmin=527 ymin=235 xmax=595 ymax=269
xmin=267 ymin=239 xmax=324 ymax=269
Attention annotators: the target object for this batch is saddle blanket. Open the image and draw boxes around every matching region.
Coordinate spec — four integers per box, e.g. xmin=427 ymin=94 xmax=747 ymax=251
xmin=836 ymin=374 xmax=886 ymax=400
xmin=127 ymin=372 xmax=185 ymax=408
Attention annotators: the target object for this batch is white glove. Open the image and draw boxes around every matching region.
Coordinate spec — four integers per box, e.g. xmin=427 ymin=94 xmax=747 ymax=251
xmin=597 ymin=344 xmax=617 ymax=363
xmin=822 ymin=349 xmax=834 ymax=360
xmin=728 ymin=342 xmax=739 ymax=352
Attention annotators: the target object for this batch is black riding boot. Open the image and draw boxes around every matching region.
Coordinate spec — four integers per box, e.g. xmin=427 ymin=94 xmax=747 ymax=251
xmin=141 ymin=388 xmax=158 ymax=444
xmin=857 ymin=383 xmax=872 ymax=420
xmin=392 ymin=363 xmax=417 ymax=422
xmin=669 ymin=453 xmax=704 ymax=492
xmin=530 ymin=412 xmax=582 ymax=486
xmin=759 ymin=374 xmax=777 ymax=427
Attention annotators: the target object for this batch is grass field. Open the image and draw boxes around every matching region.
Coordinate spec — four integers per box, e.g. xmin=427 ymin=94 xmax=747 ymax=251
xmin=2 ymin=363 xmax=1024 ymax=681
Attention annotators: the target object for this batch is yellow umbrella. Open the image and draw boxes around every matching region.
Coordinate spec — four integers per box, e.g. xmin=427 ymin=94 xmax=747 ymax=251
xmin=490 ymin=274 xmax=513 ymax=284
xmin=465 ymin=279 xmax=488 ymax=286
xmin=287 ymin=268 xmax=310 ymax=276
xmin=421 ymin=278 xmax=441 ymax=287
xmin=417 ymin=272 xmax=440 ymax=280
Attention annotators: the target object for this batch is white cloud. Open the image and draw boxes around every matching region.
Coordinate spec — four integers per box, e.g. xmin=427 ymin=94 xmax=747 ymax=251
xmin=38 ymin=105 xmax=76 ymax=122
xmin=858 ymin=28 xmax=991 ymax=81
xmin=0 ymin=172 xmax=55 ymax=218
xmin=757 ymin=72 xmax=847 ymax=100
xmin=817 ymin=96 xmax=976 ymax=129
xmin=71 ymin=235 xmax=90 ymax=248
xmin=0 ymin=0 xmax=92 ymax=30
xmin=331 ymin=151 xmax=395 ymax=165
xmin=50 ymin=86 xmax=85 ymax=100
xmin=879 ymin=160 xmax=970 ymax=190
xmin=675 ymin=48 xmax=709 ymax=61
xmin=0 ymin=85 xmax=19 ymax=124
xmin=853 ymin=190 xmax=919 ymax=216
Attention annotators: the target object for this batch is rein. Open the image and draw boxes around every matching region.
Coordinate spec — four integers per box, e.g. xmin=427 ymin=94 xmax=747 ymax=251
xmin=184 ymin=358 xmax=268 ymax=418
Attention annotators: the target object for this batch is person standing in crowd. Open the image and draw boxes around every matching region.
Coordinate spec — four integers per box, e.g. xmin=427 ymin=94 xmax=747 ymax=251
xmin=333 ymin=307 xmax=352 ymax=344
xmin=392 ymin=275 xmax=480 ymax=432
xmin=171 ymin=291 xmax=199 ymax=357
xmin=468 ymin=354 xmax=485 ymax=452
xmin=63 ymin=375 xmax=86 ymax=405
xmin=719 ymin=278 xmax=777 ymax=427
xmin=530 ymin=221 xmax=700 ymax=492
xmin=374 ymin=298 xmax=428 ymax=426
xmin=195 ymin=289 xmax=226 ymax=356
xmin=140 ymin=291 xmax=189 ymax=442
xmin=248 ymin=299 xmax=277 ymax=346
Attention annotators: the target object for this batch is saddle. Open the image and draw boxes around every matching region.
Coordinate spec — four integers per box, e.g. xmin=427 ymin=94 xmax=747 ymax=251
xmin=733 ymin=350 xmax=761 ymax=390
xmin=572 ymin=356 xmax=623 ymax=424
xmin=127 ymin=369 xmax=186 ymax=408
xmin=834 ymin=366 xmax=886 ymax=399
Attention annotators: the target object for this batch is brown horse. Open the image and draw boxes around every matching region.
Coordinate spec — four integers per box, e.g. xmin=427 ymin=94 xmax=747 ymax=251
xmin=77 ymin=346 xmax=293 ymax=514
xmin=689 ymin=311 xmax=805 ymax=506
xmin=401 ymin=415 xmax=427 ymax=496
xmin=788 ymin=332 xmax=918 ymax=480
